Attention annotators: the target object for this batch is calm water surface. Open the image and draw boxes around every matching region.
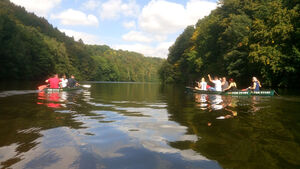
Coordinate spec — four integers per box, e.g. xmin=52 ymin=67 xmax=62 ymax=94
xmin=0 ymin=82 xmax=299 ymax=169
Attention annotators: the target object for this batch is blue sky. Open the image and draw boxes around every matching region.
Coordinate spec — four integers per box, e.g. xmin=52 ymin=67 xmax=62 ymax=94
xmin=10 ymin=0 xmax=218 ymax=58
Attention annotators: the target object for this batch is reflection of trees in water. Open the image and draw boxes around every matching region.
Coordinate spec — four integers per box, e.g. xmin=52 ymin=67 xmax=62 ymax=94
xmin=164 ymin=89 xmax=300 ymax=169
xmin=0 ymin=91 xmax=85 ymax=168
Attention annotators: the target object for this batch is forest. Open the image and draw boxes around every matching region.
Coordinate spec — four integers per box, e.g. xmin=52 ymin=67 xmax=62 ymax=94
xmin=159 ymin=0 xmax=300 ymax=87
xmin=0 ymin=0 xmax=163 ymax=82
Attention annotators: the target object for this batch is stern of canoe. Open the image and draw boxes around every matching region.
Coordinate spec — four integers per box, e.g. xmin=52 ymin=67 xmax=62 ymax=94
xmin=250 ymin=90 xmax=275 ymax=96
xmin=43 ymin=87 xmax=81 ymax=93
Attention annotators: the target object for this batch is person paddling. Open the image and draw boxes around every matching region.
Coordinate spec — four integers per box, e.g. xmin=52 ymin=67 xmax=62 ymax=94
xmin=248 ymin=77 xmax=261 ymax=91
xmin=67 ymin=75 xmax=79 ymax=88
xmin=195 ymin=77 xmax=207 ymax=90
xmin=221 ymin=77 xmax=229 ymax=91
xmin=208 ymin=74 xmax=222 ymax=91
xmin=224 ymin=78 xmax=237 ymax=91
xmin=60 ymin=74 xmax=68 ymax=88
xmin=45 ymin=74 xmax=61 ymax=89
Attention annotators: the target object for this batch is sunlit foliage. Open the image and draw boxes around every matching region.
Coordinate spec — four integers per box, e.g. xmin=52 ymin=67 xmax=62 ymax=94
xmin=160 ymin=0 xmax=300 ymax=87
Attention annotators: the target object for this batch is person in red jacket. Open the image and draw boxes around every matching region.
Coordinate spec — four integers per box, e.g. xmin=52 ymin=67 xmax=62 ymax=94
xmin=45 ymin=74 xmax=61 ymax=89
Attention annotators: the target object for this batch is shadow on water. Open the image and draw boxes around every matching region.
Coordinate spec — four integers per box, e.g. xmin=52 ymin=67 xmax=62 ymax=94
xmin=0 ymin=82 xmax=299 ymax=169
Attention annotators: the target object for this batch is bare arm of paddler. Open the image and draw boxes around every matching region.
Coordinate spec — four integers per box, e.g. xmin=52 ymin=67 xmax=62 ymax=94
xmin=248 ymin=82 xmax=256 ymax=90
xmin=208 ymin=74 xmax=213 ymax=83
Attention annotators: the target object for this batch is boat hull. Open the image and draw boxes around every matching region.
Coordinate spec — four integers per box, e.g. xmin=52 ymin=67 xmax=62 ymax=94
xmin=43 ymin=87 xmax=81 ymax=93
xmin=250 ymin=90 xmax=275 ymax=96
xmin=186 ymin=87 xmax=275 ymax=96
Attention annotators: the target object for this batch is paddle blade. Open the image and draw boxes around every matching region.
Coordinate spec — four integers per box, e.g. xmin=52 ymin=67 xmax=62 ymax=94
xmin=81 ymin=84 xmax=91 ymax=88
xmin=38 ymin=85 xmax=47 ymax=91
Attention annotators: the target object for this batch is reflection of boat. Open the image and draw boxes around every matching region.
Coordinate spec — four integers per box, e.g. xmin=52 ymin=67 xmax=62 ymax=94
xmin=37 ymin=91 xmax=65 ymax=108
xmin=43 ymin=87 xmax=81 ymax=93
xmin=186 ymin=87 xmax=274 ymax=96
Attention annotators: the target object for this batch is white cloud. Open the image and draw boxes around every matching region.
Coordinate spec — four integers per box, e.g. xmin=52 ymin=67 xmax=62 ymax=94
xmin=123 ymin=21 xmax=136 ymax=29
xmin=155 ymin=42 xmax=174 ymax=58
xmin=82 ymin=0 xmax=101 ymax=11
xmin=122 ymin=31 xmax=152 ymax=43
xmin=100 ymin=0 xmax=140 ymax=20
xmin=10 ymin=0 xmax=61 ymax=17
xmin=139 ymin=0 xmax=217 ymax=34
xmin=186 ymin=0 xmax=218 ymax=24
xmin=139 ymin=0 xmax=186 ymax=34
xmin=118 ymin=0 xmax=217 ymax=58
xmin=60 ymin=29 xmax=102 ymax=45
xmin=120 ymin=0 xmax=140 ymax=17
xmin=114 ymin=42 xmax=173 ymax=58
xmin=122 ymin=30 xmax=167 ymax=43
xmin=51 ymin=9 xmax=99 ymax=26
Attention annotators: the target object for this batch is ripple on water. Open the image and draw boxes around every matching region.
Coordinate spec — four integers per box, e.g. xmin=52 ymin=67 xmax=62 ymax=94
xmin=0 ymin=90 xmax=38 ymax=97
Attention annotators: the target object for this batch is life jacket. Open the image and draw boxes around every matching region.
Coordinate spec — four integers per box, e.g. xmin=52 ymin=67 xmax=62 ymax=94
xmin=254 ymin=81 xmax=260 ymax=91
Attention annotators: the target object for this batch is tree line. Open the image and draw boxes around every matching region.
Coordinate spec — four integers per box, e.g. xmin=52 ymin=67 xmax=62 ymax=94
xmin=159 ymin=0 xmax=300 ymax=87
xmin=0 ymin=0 xmax=163 ymax=82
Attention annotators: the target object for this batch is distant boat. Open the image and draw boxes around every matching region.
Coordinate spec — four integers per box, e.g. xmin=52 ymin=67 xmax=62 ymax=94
xmin=38 ymin=84 xmax=91 ymax=93
xmin=42 ymin=87 xmax=82 ymax=93
xmin=186 ymin=87 xmax=275 ymax=96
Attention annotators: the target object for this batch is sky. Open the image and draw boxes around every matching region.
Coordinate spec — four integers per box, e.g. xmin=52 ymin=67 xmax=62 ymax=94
xmin=10 ymin=0 xmax=218 ymax=58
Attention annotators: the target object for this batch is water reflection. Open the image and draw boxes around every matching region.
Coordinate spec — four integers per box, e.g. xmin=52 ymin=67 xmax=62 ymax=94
xmin=194 ymin=93 xmax=238 ymax=120
xmin=0 ymin=89 xmax=84 ymax=168
xmin=0 ymin=84 xmax=222 ymax=169
xmin=37 ymin=91 xmax=65 ymax=108
xmin=1 ymin=83 xmax=299 ymax=169
xmin=36 ymin=90 xmax=83 ymax=108
xmin=80 ymin=88 xmax=219 ymax=167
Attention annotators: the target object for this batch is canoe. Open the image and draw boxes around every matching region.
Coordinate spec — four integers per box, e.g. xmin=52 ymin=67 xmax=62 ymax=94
xmin=186 ymin=87 xmax=275 ymax=96
xmin=43 ymin=87 xmax=81 ymax=93
xmin=223 ymin=90 xmax=252 ymax=96
xmin=250 ymin=90 xmax=275 ymax=96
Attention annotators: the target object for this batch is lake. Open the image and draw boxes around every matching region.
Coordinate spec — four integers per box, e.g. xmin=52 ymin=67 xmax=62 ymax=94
xmin=0 ymin=82 xmax=299 ymax=169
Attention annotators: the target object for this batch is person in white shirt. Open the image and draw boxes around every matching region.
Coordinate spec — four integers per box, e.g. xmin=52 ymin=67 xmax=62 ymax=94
xmin=208 ymin=74 xmax=222 ymax=91
xmin=195 ymin=77 xmax=207 ymax=90
xmin=60 ymin=75 xmax=68 ymax=88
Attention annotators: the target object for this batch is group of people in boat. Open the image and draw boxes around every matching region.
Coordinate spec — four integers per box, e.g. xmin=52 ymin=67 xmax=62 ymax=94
xmin=45 ymin=74 xmax=79 ymax=89
xmin=195 ymin=74 xmax=261 ymax=92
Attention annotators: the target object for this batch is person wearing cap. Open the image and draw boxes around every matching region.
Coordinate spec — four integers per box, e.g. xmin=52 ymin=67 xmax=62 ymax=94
xmin=224 ymin=78 xmax=237 ymax=91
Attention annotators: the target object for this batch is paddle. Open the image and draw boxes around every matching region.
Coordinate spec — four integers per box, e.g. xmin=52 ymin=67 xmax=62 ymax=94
xmin=38 ymin=84 xmax=91 ymax=91
xmin=38 ymin=85 xmax=47 ymax=91
xmin=80 ymin=84 xmax=91 ymax=88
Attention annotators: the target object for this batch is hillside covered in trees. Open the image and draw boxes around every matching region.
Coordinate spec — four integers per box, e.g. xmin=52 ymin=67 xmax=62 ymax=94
xmin=0 ymin=0 xmax=163 ymax=82
xmin=159 ymin=0 xmax=300 ymax=87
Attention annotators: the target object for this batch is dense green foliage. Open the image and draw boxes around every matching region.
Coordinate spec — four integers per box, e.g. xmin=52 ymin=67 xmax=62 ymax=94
xmin=0 ymin=0 xmax=162 ymax=82
xmin=160 ymin=0 xmax=300 ymax=87
xmin=87 ymin=45 xmax=162 ymax=82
